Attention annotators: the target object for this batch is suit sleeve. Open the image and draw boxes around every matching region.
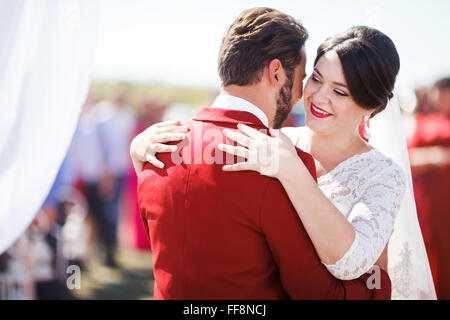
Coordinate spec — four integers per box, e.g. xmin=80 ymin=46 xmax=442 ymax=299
xmin=137 ymin=164 xmax=153 ymax=245
xmin=259 ymin=178 xmax=391 ymax=299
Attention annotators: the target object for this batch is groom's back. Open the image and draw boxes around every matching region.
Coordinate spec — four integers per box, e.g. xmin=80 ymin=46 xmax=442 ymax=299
xmin=138 ymin=108 xmax=318 ymax=299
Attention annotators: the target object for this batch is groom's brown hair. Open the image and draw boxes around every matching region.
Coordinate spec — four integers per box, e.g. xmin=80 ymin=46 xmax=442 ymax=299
xmin=218 ymin=7 xmax=308 ymax=86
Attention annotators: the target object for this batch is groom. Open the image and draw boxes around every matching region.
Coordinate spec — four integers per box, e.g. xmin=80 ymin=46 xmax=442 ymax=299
xmin=137 ymin=7 xmax=391 ymax=299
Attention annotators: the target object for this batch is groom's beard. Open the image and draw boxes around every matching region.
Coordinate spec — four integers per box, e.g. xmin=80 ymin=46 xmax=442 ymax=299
xmin=272 ymin=75 xmax=294 ymax=129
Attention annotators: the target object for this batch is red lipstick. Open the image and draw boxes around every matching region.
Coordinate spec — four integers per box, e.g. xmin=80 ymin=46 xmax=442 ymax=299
xmin=311 ymin=103 xmax=333 ymax=118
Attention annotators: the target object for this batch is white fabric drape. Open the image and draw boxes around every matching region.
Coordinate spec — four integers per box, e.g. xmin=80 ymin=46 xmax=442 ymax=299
xmin=370 ymin=96 xmax=437 ymax=299
xmin=0 ymin=0 xmax=99 ymax=254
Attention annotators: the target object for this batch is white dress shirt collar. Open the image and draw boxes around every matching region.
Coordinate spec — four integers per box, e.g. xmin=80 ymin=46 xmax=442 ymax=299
xmin=211 ymin=94 xmax=269 ymax=127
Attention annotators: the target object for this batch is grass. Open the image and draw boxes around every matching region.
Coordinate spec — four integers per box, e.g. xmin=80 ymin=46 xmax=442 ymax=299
xmin=73 ymin=246 xmax=154 ymax=300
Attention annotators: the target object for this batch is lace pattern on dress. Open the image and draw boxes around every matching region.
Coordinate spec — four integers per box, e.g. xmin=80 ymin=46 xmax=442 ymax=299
xmin=319 ymin=149 xmax=406 ymax=280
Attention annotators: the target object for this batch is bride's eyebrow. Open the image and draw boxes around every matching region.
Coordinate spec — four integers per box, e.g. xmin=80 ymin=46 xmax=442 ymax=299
xmin=314 ymin=67 xmax=348 ymax=88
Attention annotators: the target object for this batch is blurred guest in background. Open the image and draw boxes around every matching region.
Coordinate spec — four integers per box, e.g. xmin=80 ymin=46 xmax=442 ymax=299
xmin=96 ymin=92 xmax=136 ymax=265
xmin=415 ymin=87 xmax=434 ymax=114
xmin=28 ymin=154 xmax=78 ymax=300
xmin=71 ymin=97 xmax=111 ymax=266
xmin=123 ymin=98 xmax=167 ymax=250
xmin=282 ymin=103 xmax=306 ymax=128
xmin=162 ymin=102 xmax=197 ymax=123
xmin=0 ymin=235 xmax=35 ymax=299
xmin=408 ymin=77 xmax=450 ymax=299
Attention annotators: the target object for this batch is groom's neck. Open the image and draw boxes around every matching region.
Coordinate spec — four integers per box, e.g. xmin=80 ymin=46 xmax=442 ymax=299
xmin=221 ymin=85 xmax=275 ymax=128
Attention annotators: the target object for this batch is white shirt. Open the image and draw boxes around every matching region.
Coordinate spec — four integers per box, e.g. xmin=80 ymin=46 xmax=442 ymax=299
xmin=211 ymin=94 xmax=269 ymax=127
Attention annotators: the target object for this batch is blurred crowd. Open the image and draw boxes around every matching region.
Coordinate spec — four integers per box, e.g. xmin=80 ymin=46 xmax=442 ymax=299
xmin=405 ymin=77 xmax=450 ymax=300
xmin=0 ymin=77 xmax=449 ymax=299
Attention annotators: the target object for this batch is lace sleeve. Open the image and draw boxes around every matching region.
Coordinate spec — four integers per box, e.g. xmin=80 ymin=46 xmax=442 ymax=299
xmin=323 ymin=163 xmax=406 ymax=280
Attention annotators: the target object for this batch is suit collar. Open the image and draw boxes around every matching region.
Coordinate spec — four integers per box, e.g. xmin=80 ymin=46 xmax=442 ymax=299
xmin=193 ymin=108 xmax=268 ymax=128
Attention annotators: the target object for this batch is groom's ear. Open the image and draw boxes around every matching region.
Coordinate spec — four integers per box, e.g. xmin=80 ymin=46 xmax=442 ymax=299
xmin=268 ymin=59 xmax=283 ymax=87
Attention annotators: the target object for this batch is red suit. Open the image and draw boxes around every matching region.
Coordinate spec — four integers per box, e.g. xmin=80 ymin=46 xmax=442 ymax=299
xmin=138 ymin=107 xmax=391 ymax=299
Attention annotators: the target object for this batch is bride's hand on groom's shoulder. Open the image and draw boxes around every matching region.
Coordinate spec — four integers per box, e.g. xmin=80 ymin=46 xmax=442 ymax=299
xmin=218 ymin=123 xmax=300 ymax=179
xmin=129 ymin=120 xmax=188 ymax=174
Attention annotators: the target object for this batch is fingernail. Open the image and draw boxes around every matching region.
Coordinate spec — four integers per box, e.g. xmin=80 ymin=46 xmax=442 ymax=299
xmin=222 ymin=165 xmax=230 ymax=171
xmin=218 ymin=143 xmax=224 ymax=149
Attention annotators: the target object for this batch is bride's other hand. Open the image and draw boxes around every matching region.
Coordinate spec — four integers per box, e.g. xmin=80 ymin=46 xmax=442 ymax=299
xmin=129 ymin=120 xmax=188 ymax=174
xmin=218 ymin=123 xmax=300 ymax=179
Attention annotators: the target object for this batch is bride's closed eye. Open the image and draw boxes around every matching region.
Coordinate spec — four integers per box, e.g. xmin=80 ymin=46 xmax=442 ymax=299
xmin=334 ymin=89 xmax=348 ymax=97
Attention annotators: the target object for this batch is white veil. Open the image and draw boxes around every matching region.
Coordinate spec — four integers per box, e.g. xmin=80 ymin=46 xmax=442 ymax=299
xmin=370 ymin=94 xmax=437 ymax=300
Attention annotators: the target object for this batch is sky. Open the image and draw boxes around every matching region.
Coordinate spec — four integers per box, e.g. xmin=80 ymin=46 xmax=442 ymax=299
xmin=91 ymin=0 xmax=450 ymax=91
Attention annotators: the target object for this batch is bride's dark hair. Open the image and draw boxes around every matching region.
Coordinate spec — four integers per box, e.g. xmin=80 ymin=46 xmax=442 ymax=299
xmin=314 ymin=26 xmax=400 ymax=118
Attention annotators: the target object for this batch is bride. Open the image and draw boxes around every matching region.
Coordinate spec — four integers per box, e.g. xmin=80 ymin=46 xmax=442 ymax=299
xmin=129 ymin=26 xmax=436 ymax=299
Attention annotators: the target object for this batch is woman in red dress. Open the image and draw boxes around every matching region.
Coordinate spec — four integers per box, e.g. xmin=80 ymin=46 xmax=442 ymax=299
xmin=123 ymin=100 xmax=168 ymax=251
xmin=408 ymin=78 xmax=450 ymax=299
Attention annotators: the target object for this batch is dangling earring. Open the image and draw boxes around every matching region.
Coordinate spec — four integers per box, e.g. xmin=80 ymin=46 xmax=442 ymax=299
xmin=363 ymin=115 xmax=371 ymax=142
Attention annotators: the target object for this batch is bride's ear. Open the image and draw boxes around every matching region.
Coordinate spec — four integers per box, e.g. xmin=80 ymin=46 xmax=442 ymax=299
xmin=367 ymin=109 xmax=376 ymax=119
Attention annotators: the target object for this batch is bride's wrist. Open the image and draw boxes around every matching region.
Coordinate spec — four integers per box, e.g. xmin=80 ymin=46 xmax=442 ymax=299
xmin=277 ymin=156 xmax=307 ymax=183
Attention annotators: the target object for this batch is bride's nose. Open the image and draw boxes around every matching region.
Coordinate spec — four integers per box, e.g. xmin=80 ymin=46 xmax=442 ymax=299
xmin=313 ymin=84 xmax=330 ymax=105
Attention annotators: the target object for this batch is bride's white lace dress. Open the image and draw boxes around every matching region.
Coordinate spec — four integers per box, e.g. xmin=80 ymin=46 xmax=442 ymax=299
xmin=283 ymin=127 xmax=406 ymax=281
xmin=318 ymin=148 xmax=405 ymax=279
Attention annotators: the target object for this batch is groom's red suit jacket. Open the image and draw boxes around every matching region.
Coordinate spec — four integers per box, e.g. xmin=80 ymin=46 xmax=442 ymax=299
xmin=138 ymin=107 xmax=391 ymax=300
